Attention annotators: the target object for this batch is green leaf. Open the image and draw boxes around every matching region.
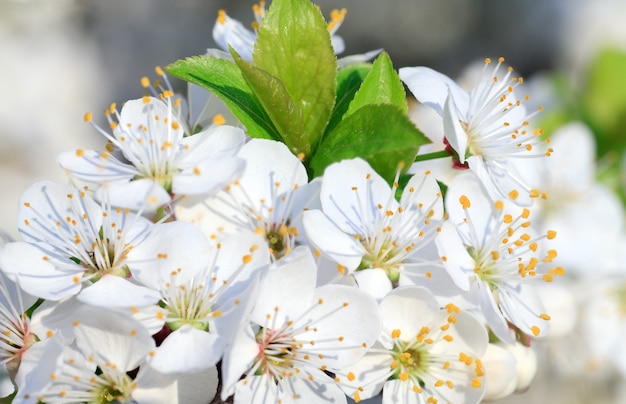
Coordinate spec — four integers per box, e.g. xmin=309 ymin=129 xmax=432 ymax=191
xmin=253 ymin=0 xmax=337 ymax=156
xmin=344 ymin=52 xmax=407 ymax=118
xmin=309 ymin=104 xmax=429 ymax=182
xmin=232 ymin=50 xmax=305 ymax=154
xmin=324 ymin=63 xmax=372 ymax=137
xmin=166 ymin=56 xmax=280 ymax=141
xmin=582 ymin=48 xmax=626 ymax=158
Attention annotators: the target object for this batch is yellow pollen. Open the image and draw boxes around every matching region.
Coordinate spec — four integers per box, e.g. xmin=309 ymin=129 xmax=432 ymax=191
xmin=212 ymin=114 xmax=226 ymax=125
xmin=459 ymin=195 xmax=471 ymax=209
xmin=140 ymin=77 xmax=150 ymax=88
xmin=531 ymin=326 xmax=541 ymax=336
xmin=508 ymin=190 xmax=519 ymax=200
xmin=347 ymin=372 xmax=356 ymax=381
xmin=539 ymin=313 xmax=551 ymax=321
xmin=547 ymin=230 xmax=557 ymax=240
xmin=391 ymin=329 xmax=401 ymax=339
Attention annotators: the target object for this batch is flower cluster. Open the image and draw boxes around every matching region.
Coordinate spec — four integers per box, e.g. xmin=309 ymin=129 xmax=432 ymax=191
xmin=0 ymin=1 xmax=579 ymax=403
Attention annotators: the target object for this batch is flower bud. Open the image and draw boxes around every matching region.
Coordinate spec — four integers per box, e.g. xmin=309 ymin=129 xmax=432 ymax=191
xmin=482 ymin=343 xmax=518 ymax=401
xmin=498 ymin=341 xmax=538 ymax=392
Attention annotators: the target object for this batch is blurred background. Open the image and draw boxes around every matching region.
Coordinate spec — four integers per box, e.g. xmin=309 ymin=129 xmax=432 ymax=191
xmin=2 ymin=1 xmax=626 ymax=402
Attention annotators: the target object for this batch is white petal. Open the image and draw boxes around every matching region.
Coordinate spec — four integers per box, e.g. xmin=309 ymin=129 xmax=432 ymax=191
xmin=335 ymin=348 xmax=392 ymax=401
xmin=132 ymin=366 xmax=178 ymax=404
xmin=250 ymin=246 xmax=317 ymax=325
xmin=379 ymin=286 xmax=439 ymax=343
xmin=77 ymin=275 xmax=161 ymax=307
xmin=336 ymin=48 xmax=383 ymax=68
xmin=1 ymin=242 xmax=82 ymax=300
xmin=96 ymin=178 xmax=171 ymax=211
xmin=210 ymin=230 xmax=269 ymax=301
xmin=296 ymin=284 xmax=381 ymax=369
xmin=17 ymin=180 xmax=103 ymax=244
xmin=236 ymin=139 xmax=308 ymax=210
xmin=498 ymin=283 xmax=550 ymax=338
xmin=352 ymin=269 xmax=392 ymax=301
xmin=471 ymin=282 xmax=513 ymax=344
xmin=399 ymin=66 xmax=469 ymax=116
xmin=127 ymin=221 xmax=211 ymax=289
xmin=278 ymin=374 xmax=347 ymax=403
xmin=302 ymin=210 xmax=365 ymax=271
xmin=400 ymin=170 xmax=444 ymax=220
xmin=233 ymin=374 xmax=278 ymax=404
xmin=220 ymin=325 xmax=259 ymax=400
xmin=151 ymin=325 xmax=223 ymax=373
xmin=481 ymin=343 xmax=518 ymax=401
xmin=73 ymin=305 xmax=155 ymax=371
xmin=443 ymin=94 xmax=469 ymax=163
xmin=382 ymin=379 xmax=421 ymax=404
xmin=173 ymin=156 xmax=245 ymax=196
xmin=14 ymin=335 xmax=65 ymax=397
xmin=176 ymin=125 xmax=245 ymax=166
xmin=435 ymin=222 xmax=472 ymax=291
xmin=320 ymin=158 xmax=395 ymax=235
xmin=212 ymin=12 xmax=257 ymax=61
xmin=58 ymin=148 xmax=139 ymax=181
xmin=445 ymin=173 xmax=495 ymax=242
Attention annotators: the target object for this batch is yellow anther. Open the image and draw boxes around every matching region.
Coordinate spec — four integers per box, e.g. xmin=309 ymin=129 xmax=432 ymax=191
xmin=212 ymin=114 xmax=226 ymax=126
xmin=459 ymin=195 xmax=471 ymax=209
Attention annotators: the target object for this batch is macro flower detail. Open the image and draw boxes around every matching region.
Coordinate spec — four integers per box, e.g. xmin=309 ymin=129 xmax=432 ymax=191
xmin=16 ymin=307 xmax=158 ymax=404
xmin=132 ymin=231 xmax=270 ymax=374
xmin=176 ymin=139 xmax=317 ymax=262
xmin=303 ymin=158 xmax=443 ymax=296
xmin=436 ymin=174 xmax=561 ymax=343
xmin=58 ymin=96 xmax=245 ymax=211
xmin=336 ymin=286 xmax=488 ymax=404
xmin=220 ymin=247 xmax=381 ymax=403
xmin=399 ymin=57 xmax=549 ymax=206
xmin=1 ymin=180 xmax=208 ymax=301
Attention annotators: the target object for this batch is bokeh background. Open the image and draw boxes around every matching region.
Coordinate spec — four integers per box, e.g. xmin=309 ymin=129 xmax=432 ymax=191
xmin=2 ymin=0 xmax=626 ymax=402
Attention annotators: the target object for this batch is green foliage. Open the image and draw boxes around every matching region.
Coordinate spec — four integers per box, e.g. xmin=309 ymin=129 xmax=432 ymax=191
xmin=167 ymin=56 xmax=280 ymax=141
xmin=325 ymin=63 xmax=372 ymax=136
xmin=344 ymin=52 xmax=407 ymax=117
xmin=310 ymin=104 xmax=428 ymax=182
xmin=253 ymin=0 xmax=337 ymax=156
xmin=166 ymin=0 xmax=428 ymax=183
xmin=582 ymin=48 xmax=626 ymax=159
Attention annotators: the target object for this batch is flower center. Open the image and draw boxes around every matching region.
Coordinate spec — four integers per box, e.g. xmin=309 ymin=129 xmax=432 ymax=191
xmin=262 ymin=223 xmax=297 ymax=260
xmin=390 ymin=339 xmax=429 ymax=382
xmin=358 ymin=238 xmax=402 ymax=281
xmin=2 ymin=318 xmax=38 ymax=379
xmin=91 ymin=373 xmax=134 ymax=404
xmin=163 ymin=281 xmax=214 ymax=332
xmin=254 ymin=328 xmax=297 ymax=378
xmin=79 ymin=226 xmax=131 ymax=281
xmin=468 ymin=246 xmax=500 ymax=290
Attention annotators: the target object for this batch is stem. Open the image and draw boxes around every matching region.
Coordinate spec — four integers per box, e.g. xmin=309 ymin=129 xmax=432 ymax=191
xmin=413 ymin=150 xmax=451 ymax=163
